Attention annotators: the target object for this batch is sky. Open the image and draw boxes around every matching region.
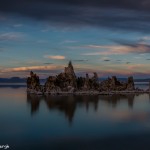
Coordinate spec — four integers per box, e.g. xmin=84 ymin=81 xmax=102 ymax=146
xmin=1 ymin=0 xmax=150 ymax=78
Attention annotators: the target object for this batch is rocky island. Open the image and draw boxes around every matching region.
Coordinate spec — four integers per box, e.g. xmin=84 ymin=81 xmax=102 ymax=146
xmin=27 ymin=61 xmax=147 ymax=95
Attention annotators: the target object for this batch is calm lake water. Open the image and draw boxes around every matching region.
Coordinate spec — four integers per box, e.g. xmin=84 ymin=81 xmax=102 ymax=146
xmin=1 ymin=85 xmax=150 ymax=150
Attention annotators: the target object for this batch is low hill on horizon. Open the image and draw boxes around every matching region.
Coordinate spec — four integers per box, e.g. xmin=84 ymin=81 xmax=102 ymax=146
xmin=0 ymin=77 xmax=46 ymax=83
xmin=0 ymin=77 xmax=26 ymax=83
xmin=0 ymin=77 xmax=150 ymax=83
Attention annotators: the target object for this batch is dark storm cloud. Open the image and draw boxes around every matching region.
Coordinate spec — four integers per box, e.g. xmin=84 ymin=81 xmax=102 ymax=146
xmin=1 ymin=0 xmax=150 ymax=32
xmin=1 ymin=0 xmax=150 ymax=11
xmin=103 ymin=59 xmax=110 ymax=62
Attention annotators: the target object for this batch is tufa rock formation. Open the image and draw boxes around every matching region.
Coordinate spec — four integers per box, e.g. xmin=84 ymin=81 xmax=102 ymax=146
xmin=127 ymin=76 xmax=135 ymax=90
xmin=27 ymin=71 xmax=42 ymax=93
xmin=44 ymin=61 xmax=77 ymax=92
xmin=27 ymin=61 xmax=135 ymax=95
xmin=99 ymin=76 xmax=134 ymax=91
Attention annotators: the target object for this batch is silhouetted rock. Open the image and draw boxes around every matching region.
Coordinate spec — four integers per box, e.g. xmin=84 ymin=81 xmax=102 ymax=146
xmin=27 ymin=71 xmax=42 ymax=94
xmin=99 ymin=76 xmax=134 ymax=91
xmin=91 ymin=72 xmax=99 ymax=90
xmin=27 ymin=61 xmax=137 ymax=95
xmin=127 ymin=76 xmax=135 ymax=90
xmin=44 ymin=61 xmax=77 ymax=93
xmin=44 ymin=76 xmax=61 ymax=93
xmin=83 ymin=73 xmax=90 ymax=90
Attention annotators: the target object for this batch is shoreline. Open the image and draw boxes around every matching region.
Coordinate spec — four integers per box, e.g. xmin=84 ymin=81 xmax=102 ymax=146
xmin=27 ymin=89 xmax=150 ymax=96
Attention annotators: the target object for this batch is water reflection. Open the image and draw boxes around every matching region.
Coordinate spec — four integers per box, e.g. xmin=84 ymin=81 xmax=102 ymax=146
xmin=27 ymin=94 xmax=141 ymax=123
xmin=100 ymin=94 xmax=135 ymax=108
xmin=1 ymin=88 xmax=150 ymax=150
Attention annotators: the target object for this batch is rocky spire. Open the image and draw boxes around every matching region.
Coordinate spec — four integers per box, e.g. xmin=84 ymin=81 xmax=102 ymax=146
xmin=65 ymin=61 xmax=76 ymax=78
xmin=83 ymin=73 xmax=90 ymax=90
xmin=68 ymin=61 xmax=73 ymax=69
xmin=27 ymin=71 xmax=41 ymax=92
xmin=127 ymin=76 xmax=135 ymax=90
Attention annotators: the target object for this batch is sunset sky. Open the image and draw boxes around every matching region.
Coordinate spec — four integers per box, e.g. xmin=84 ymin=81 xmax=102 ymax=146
xmin=1 ymin=0 xmax=150 ymax=78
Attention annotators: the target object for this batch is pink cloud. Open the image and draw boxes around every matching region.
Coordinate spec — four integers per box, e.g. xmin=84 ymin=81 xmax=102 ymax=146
xmin=82 ymin=44 xmax=150 ymax=55
xmin=1 ymin=65 xmax=63 ymax=73
xmin=44 ymin=55 xmax=66 ymax=60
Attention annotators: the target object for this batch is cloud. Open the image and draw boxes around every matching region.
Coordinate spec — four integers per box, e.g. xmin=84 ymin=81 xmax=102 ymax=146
xmin=0 ymin=32 xmax=25 ymax=41
xmin=73 ymin=59 xmax=88 ymax=62
xmin=43 ymin=63 xmax=53 ymax=65
xmin=103 ymin=59 xmax=110 ymax=62
xmin=37 ymin=40 xmax=48 ymax=44
xmin=61 ymin=40 xmax=78 ymax=44
xmin=1 ymin=62 xmax=150 ymax=78
xmin=134 ymin=56 xmax=142 ymax=59
xmin=0 ymin=65 xmax=63 ymax=73
xmin=141 ymin=36 xmax=150 ymax=41
xmin=1 ymin=0 xmax=150 ymax=32
xmin=0 ymin=64 xmax=65 ymax=78
xmin=41 ymin=29 xmax=49 ymax=32
xmin=101 ymin=57 xmax=111 ymax=61
xmin=13 ymin=24 xmax=23 ymax=27
xmin=82 ymin=43 xmax=150 ymax=55
xmin=44 ymin=55 xmax=66 ymax=60
xmin=0 ymin=15 xmax=6 ymax=21
xmin=127 ymin=64 xmax=144 ymax=70
xmin=126 ymin=62 xmax=131 ymax=64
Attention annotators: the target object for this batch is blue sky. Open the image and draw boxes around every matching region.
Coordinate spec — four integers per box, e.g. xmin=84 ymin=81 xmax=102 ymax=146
xmin=1 ymin=0 xmax=150 ymax=78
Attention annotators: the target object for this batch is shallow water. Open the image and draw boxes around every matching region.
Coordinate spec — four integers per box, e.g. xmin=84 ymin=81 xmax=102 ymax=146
xmin=1 ymin=86 xmax=150 ymax=150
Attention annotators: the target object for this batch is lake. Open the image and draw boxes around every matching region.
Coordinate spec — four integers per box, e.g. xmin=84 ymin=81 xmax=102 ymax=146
xmin=1 ymin=85 xmax=150 ymax=150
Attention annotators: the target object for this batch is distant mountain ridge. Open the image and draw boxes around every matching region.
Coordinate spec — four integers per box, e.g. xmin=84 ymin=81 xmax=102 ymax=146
xmin=0 ymin=77 xmax=150 ymax=83
xmin=0 ymin=77 xmax=26 ymax=83
xmin=0 ymin=77 xmax=46 ymax=83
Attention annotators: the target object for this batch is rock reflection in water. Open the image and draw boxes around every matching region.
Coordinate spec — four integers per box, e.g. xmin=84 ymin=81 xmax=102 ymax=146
xmin=27 ymin=94 xmax=137 ymax=123
xmin=100 ymin=94 xmax=135 ymax=108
